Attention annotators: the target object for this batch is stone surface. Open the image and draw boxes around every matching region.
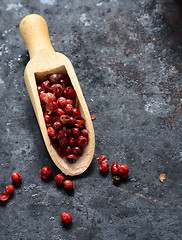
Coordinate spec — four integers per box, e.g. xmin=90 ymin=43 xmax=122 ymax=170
xmin=0 ymin=0 xmax=182 ymax=239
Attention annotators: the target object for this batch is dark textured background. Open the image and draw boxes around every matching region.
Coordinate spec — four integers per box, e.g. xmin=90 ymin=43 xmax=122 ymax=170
xmin=0 ymin=0 xmax=182 ymax=239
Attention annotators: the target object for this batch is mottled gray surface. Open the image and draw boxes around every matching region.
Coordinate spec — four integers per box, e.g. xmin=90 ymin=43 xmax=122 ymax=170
xmin=0 ymin=0 xmax=182 ymax=239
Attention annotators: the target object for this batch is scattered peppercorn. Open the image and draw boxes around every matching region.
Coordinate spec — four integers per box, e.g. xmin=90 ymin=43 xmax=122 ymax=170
xmin=5 ymin=185 xmax=14 ymax=195
xmin=64 ymin=180 xmax=74 ymax=190
xmin=0 ymin=192 xmax=9 ymax=202
xmin=96 ymin=155 xmax=107 ymax=165
xmin=118 ymin=164 xmax=129 ymax=178
xmin=111 ymin=161 xmax=118 ymax=175
xmin=55 ymin=174 xmax=66 ymax=184
xmin=41 ymin=166 xmax=52 ymax=180
xmin=61 ymin=212 xmax=72 ymax=223
xmin=99 ymin=163 xmax=109 ymax=172
xmin=11 ymin=172 xmax=22 ymax=183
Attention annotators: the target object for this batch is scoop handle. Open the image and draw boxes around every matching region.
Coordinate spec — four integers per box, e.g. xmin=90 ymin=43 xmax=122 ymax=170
xmin=19 ymin=14 xmax=54 ymax=59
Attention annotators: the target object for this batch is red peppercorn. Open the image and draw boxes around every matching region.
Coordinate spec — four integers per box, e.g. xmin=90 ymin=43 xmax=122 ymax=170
xmin=68 ymin=137 xmax=77 ymax=146
xmin=39 ymin=92 xmax=47 ymax=104
xmin=66 ymin=99 xmax=74 ymax=106
xmin=50 ymin=84 xmax=63 ymax=98
xmin=64 ymin=104 xmax=73 ymax=115
xmin=44 ymin=113 xmax=52 ymax=123
xmin=67 ymin=88 xmax=76 ymax=99
xmin=60 ymin=115 xmax=70 ymax=125
xmin=50 ymin=134 xmax=57 ymax=142
xmin=52 ymin=115 xmax=60 ymax=123
xmin=58 ymin=73 xmax=64 ymax=79
xmin=77 ymin=136 xmax=88 ymax=147
xmin=41 ymin=166 xmax=52 ymax=180
xmin=75 ymin=123 xmax=84 ymax=130
xmin=117 ymin=164 xmax=129 ymax=178
xmin=55 ymin=174 xmax=66 ymax=184
xmin=53 ymin=121 xmax=62 ymax=131
xmin=56 ymin=108 xmax=65 ymax=116
xmin=37 ymin=86 xmax=45 ymax=95
xmin=72 ymin=128 xmax=80 ymax=137
xmin=72 ymin=108 xmax=80 ymax=117
xmin=66 ymin=154 xmax=78 ymax=163
xmin=62 ymin=126 xmax=67 ymax=132
xmin=81 ymin=129 xmax=88 ymax=138
xmin=60 ymin=79 xmax=66 ymax=88
xmin=46 ymin=101 xmax=58 ymax=114
xmin=96 ymin=155 xmax=107 ymax=164
xmin=49 ymin=74 xmax=60 ymax=84
xmin=58 ymin=148 xmax=66 ymax=158
xmin=57 ymin=97 xmax=67 ymax=108
xmin=57 ymin=130 xmax=67 ymax=140
xmin=66 ymin=128 xmax=72 ymax=137
xmin=0 ymin=192 xmax=9 ymax=202
xmin=75 ymin=115 xmax=85 ymax=123
xmin=11 ymin=172 xmax=22 ymax=183
xmin=61 ymin=212 xmax=72 ymax=223
xmin=69 ymin=117 xmax=77 ymax=126
xmin=47 ymin=127 xmax=56 ymax=137
xmin=5 ymin=185 xmax=14 ymax=195
xmin=65 ymin=145 xmax=72 ymax=155
xmin=91 ymin=113 xmax=96 ymax=121
xmin=62 ymin=88 xmax=68 ymax=98
xmin=64 ymin=180 xmax=74 ymax=190
xmin=46 ymin=123 xmax=52 ymax=128
xmin=46 ymin=92 xmax=56 ymax=102
xmin=99 ymin=163 xmax=109 ymax=172
xmin=111 ymin=161 xmax=118 ymax=175
xmin=72 ymin=146 xmax=82 ymax=157
xmin=41 ymin=80 xmax=51 ymax=90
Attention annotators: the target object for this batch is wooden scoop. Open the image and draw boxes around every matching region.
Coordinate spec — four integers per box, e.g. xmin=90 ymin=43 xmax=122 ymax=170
xmin=19 ymin=14 xmax=95 ymax=176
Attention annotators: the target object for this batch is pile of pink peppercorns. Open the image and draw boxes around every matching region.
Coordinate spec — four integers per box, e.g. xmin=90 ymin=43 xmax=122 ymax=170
xmin=37 ymin=73 xmax=89 ymax=163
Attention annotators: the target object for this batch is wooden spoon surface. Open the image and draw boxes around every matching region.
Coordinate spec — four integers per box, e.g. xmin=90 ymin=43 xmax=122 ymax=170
xmin=19 ymin=14 xmax=95 ymax=176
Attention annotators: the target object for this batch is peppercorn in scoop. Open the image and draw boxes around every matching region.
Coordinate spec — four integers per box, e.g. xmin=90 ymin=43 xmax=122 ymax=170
xmin=37 ymin=74 xmax=89 ymax=163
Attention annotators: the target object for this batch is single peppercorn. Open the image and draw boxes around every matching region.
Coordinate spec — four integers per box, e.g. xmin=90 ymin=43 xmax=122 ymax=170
xmin=66 ymin=99 xmax=74 ymax=106
xmin=66 ymin=154 xmax=77 ymax=163
xmin=37 ymin=86 xmax=45 ymax=95
xmin=61 ymin=212 xmax=72 ymax=223
xmin=0 ymin=192 xmax=9 ymax=202
xmin=118 ymin=164 xmax=129 ymax=178
xmin=69 ymin=137 xmax=77 ymax=146
xmin=77 ymin=136 xmax=88 ymax=147
xmin=47 ymin=127 xmax=56 ymax=137
xmin=5 ymin=185 xmax=14 ymax=195
xmin=57 ymin=97 xmax=67 ymax=108
xmin=55 ymin=174 xmax=66 ymax=184
xmin=41 ymin=166 xmax=52 ymax=180
xmin=111 ymin=161 xmax=118 ymax=175
xmin=64 ymin=180 xmax=74 ymax=190
xmin=72 ymin=128 xmax=80 ymax=137
xmin=49 ymin=74 xmax=60 ymax=84
xmin=81 ymin=129 xmax=88 ymax=138
xmin=99 ymin=163 xmax=109 ymax=172
xmin=11 ymin=172 xmax=22 ymax=183
xmin=72 ymin=107 xmax=80 ymax=117
xmin=96 ymin=155 xmax=107 ymax=164
xmin=41 ymin=80 xmax=51 ymax=90
xmin=72 ymin=146 xmax=82 ymax=157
